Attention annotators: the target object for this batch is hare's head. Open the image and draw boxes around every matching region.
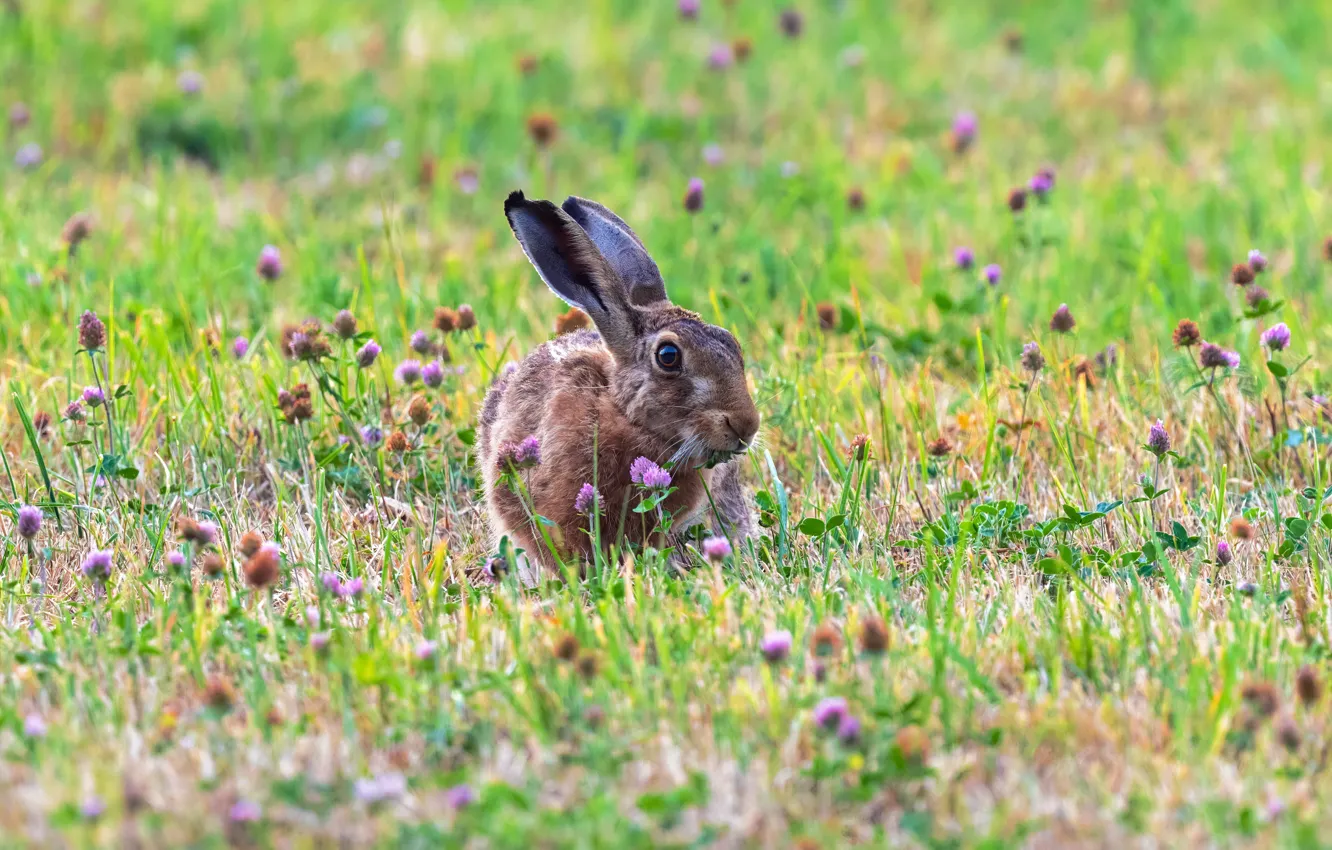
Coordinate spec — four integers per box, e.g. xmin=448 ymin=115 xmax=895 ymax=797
xmin=504 ymin=191 xmax=759 ymax=465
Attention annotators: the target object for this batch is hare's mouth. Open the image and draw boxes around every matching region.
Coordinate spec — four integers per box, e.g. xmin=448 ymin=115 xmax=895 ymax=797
xmin=698 ymin=448 xmax=742 ymax=469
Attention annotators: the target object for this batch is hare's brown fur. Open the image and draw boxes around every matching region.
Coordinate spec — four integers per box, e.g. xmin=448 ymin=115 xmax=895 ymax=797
xmin=480 ymin=192 xmax=759 ymax=578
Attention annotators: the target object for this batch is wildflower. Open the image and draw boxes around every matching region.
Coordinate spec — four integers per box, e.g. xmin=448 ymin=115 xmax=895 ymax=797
xmin=1147 ymin=420 xmax=1170 ymax=457
xmin=1230 ymin=516 xmax=1256 ymax=540
xmin=813 ymin=697 xmax=848 ymax=730
xmin=1296 ymin=665 xmax=1322 ymax=706
xmin=32 ymin=411 xmax=52 ymax=439
xmin=895 ymin=725 xmax=930 ymax=762
xmin=386 ymin=431 xmax=410 ymax=453
xmin=859 ymin=616 xmax=889 ymax=654
xmin=760 ymin=629 xmax=793 ymax=663
xmin=555 ymin=308 xmax=590 ymax=335
xmin=1020 ymin=341 xmax=1045 ymax=374
xmin=332 ymin=309 xmax=358 ymax=340
xmin=64 ymin=401 xmax=86 ymax=423
xmin=1261 ymin=322 xmax=1291 ymax=352
xmin=422 ymin=360 xmax=445 ymax=388
xmin=845 ymin=187 xmax=865 ymax=211
xmin=1029 ymin=170 xmax=1053 ymax=199
xmin=410 ymin=330 xmax=434 ymax=354
xmin=1245 ymin=285 xmax=1270 ymax=308
xmin=732 ymin=37 xmax=754 ymax=62
xmin=1007 ymin=188 xmax=1027 ymax=213
xmin=201 ymin=552 xmax=224 ymax=577
xmin=576 ymin=652 xmax=598 ymax=679
xmin=707 ymin=44 xmax=733 ymax=70
xmin=355 ymin=772 xmax=407 ymax=805
xmin=515 ymin=435 xmax=542 ymax=466
xmin=342 ymin=577 xmax=364 ymax=598
xmin=78 ymin=310 xmax=107 ymax=351
xmin=836 ymin=713 xmax=861 ymax=745
xmin=1248 ymin=249 xmax=1268 ymax=273
xmin=815 ymin=302 xmax=839 ymax=331
xmin=778 ymin=7 xmax=804 ymax=36
xmin=17 ymin=505 xmax=41 ymax=539
xmin=446 ymin=784 xmax=475 ymax=809
xmin=525 ymin=112 xmax=559 ymax=147
xmin=457 ymin=304 xmax=477 ymax=331
xmin=62 ymin=213 xmax=93 ymax=253
xmin=983 ymin=263 xmax=1001 ymax=286
xmin=80 ymin=796 xmax=105 ymax=821
xmin=574 ymin=483 xmax=600 ymax=515
xmin=454 ymin=166 xmax=478 ymax=194
xmin=1237 ymin=580 xmax=1258 ymax=596
xmin=683 ymin=177 xmax=705 ymax=213
xmin=256 ymin=245 xmax=282 ymax=280
xmin=23 ymin=713 xmax=47 ymax=738
xmin=516 ymin=53 xmax=540 ymax=75
xmin=954 ymin=247 xmax=975 ymax=270
xmin=678 ymin=0 xmax=699 ymax=19
xmin=1049 ymin=304 xmax=1076 ymax=333
xmin=703 ymin=143 xmax=725 ymax=166
xmin=175 ymin=69 xmax=203 ymax=94
xmin=1199 ymin=342 xmax=1240 ymax=370
xmin=321 ymin=573 xmax=344 ymax=595
xmin=356 ymin=340 xmax=381 ymax=368
xmin=636 ymin=460 xmax=671 ymax=489
xmin=810 ymin=622 xmax=841 ymax=656
xmin=1241 ymin=681 xmax=1280 ymax=719
xmin=849 ymin=433 xmax=871 ymax=461
xmin=229 ymin=335 xmax=249 ymax=360
xmin=9 ymin=102 xmax=30 ymax=128
xmin=554 ymin=632 xmax=580 ymax=662
xmin=1277 ymin=715 xmax=1301 ymax=751
xmin=1172 ymin=319 xmax=1201 ymax=348
xmin=243 ymin=543 xmax=280 ymax=589
xmin=951 ymin=111 xmax=977 ymax=153
xmin=81 ymin=386 xmax=106 ymax=408
xmin=395 ymin=359 xmax=423 ymax=385
xmin=1231 ymin=263 xmax=1254 ymax=286
xmin=926 ymin=437 xmax=953 ymax=457
xmin=229 ymin=800 xmax=261 ymax=823
xmin=310 ymin=631 xmax=331 ymax=653
xmin=1095 ymin=343 xmax=1119 ymax=373
xmin=15 ymin=142 xmax=42 ymax=169
xmin=238 ymin=531 xmax=263 ymax=558
xmin=484 ymin=555 xmax=509 ymax=581
xmin=82 ymin=549 xmax=113 ymax=581
xmin=290 ymin=327 xmax=332 ymax=362
xmin=702 ymin=536 xmax=732 ymax=562
xmin=1216 ymin=541 xmax=1233 ymax=566
xmin=360 ymin=425 xmax=383 ymax=447
xmin=408 ymin=395 xmax=432 ymax=427
xmin=192 ymin=520 xmax=219 ymax=547
xmin=415 ymin=640 xmax=438 ymax=661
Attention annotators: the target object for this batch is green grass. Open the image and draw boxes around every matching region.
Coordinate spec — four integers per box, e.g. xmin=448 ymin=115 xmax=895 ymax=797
xmin=4 ymin=0 xmax=1332 ymax=845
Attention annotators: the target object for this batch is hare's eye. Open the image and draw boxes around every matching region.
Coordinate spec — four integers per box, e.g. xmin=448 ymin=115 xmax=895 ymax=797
xmin=655 ymin=343 xmax=683 ymax=372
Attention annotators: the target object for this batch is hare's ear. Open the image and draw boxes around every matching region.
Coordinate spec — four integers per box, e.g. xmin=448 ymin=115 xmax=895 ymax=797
xmin=504 ymin=191 xmax=640 ymax=354
xmin=562 ymin=196 xmax=668 ymax=306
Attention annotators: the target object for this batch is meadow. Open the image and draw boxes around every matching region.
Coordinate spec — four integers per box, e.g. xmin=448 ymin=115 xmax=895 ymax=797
xmin=4 ymin=0 xmax=1332 ymax=845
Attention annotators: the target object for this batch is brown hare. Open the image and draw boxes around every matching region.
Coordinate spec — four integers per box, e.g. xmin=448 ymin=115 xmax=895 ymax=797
xmin=478 ymin=191 xmax=760 ymax=582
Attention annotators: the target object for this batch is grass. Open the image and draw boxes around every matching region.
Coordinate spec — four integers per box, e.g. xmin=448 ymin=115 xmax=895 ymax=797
xmin=4 ymin=0 xmax=1332 ymax=845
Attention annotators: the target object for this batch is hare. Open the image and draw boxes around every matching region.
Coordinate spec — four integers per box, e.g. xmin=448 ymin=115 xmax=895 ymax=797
xmin=478 ymin=191 xmax=760 ymax=581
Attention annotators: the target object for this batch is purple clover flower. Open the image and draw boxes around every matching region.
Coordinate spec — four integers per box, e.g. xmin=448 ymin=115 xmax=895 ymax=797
xmin=82 ymin=549 xmax=113 ymax=581
xmin=15 ymin=143 xmax=43 ymax=170
xmin=17 ymin=505 xmax=41 ymax=539
xmin=82 ymin=386 xmax=105 ymax=407
xmin=515 ymin=436 xmax=541 ymax=466
xmin=836 ymin=713 xmax=861 ymax=744
xmin=1199 ymin=342 xmax=1240 ymax=370
xmin=256 ymin=245 xmax=282 ymax=280
xmin=760 ymin=629 xmax=792 ymax=663
xmin=1147 ymin=419 xmax=1170 ymax=457
xmin=1216 ymin=541 xmax=1233 ymax=566
xmin=702 ymin=537 xmax=732 ymax=561
xmin=361 ymin=425 xmax=383 ymax=447
xmin=445 ymin=784 xmax=475 ymax=809
xmin=415 ymin=640 xmax=437 ymax=660
xmin=1261 ymin=322 xmax=1290 ymax=352
xmin=357 ymin=340 xmax=381 ymax=368
xmin=813 ymin=696 xmax=848 ymax=730
xmin=422 ymin=359 xmax=445 ymax=388
xmin=574 ymin=483 xmax=600 ymax=515
xmin=232 ymin=336 xmax=249 ymax=359
xmin=229 ymin=800 xmax=261 ymax=823
xmin=395 ymin=359 xmax=423 ymax=385
xmin=983 ymin=263 xmax=1001 ymax=286
xmin=1248 ymin=249 xmax=1268 ymax=273
xmin=954 ymin=247 xmax=974 ymax=270
xmin=410 ymin=330 xmax=433 ymax=354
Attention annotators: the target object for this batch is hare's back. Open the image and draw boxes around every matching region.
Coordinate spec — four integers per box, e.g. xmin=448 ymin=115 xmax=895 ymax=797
xmin=478 ymin=330 xmax=608 ymax=458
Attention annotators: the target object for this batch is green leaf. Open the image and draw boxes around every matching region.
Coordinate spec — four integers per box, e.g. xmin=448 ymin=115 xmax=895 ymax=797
xmin=824 ymin=513 xmax=846 ymax=531
xmin=796 ymin=517 xmax=826 ymax=537
xmin=117 ymin=466 xmax=140 ymax=480
xmin=1265 ymin=360 xmax=1288 ymax=378
xmin=454 ymin=427 xmax=476 ymax=447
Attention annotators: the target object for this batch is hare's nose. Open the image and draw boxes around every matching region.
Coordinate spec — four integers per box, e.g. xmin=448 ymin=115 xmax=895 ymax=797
xmin=725 ymin=413 xmax=760 ymax=449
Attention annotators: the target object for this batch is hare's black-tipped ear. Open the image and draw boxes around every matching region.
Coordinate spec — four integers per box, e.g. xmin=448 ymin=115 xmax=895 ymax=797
xmin=562 ymin=196 xmax=668 ymax=306
xmin=504 ymin=191 xmax=640 ymax=355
